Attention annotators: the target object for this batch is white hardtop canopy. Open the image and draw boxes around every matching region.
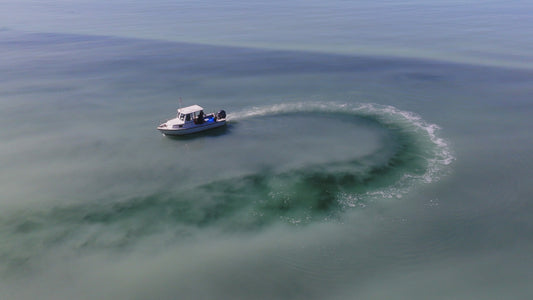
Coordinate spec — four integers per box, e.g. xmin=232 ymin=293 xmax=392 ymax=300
xmin=178 ymin=105 xmax=203 ymax=115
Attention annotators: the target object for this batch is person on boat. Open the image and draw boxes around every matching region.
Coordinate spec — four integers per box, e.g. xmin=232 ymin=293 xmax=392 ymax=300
xmin=196 ymin=110 xmax=204 ymax=124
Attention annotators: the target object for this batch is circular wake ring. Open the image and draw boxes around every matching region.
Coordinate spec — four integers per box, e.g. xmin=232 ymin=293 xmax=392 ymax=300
xmin=0 ymin=102 xmax=454 ymax=258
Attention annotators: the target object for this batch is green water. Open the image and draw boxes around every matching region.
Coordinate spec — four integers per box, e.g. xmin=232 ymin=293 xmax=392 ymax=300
xmin=1 ymin=2 xmax=533 ymax=298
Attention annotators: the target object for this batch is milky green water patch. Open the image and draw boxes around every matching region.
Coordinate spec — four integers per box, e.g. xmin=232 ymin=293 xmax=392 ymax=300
xmin=0 ymin=102 xmax=453 ymax=272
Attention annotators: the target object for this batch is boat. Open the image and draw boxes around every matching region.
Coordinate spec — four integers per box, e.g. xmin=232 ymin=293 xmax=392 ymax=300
xmin=157 ymin=104 xmax=227 ymax=136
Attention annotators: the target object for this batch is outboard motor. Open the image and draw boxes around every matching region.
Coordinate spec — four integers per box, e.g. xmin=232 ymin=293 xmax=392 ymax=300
xmin=217 ymin=110 xmax=226 ymax=119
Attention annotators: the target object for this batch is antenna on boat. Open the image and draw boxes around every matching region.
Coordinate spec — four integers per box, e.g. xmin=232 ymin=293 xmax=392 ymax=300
xmin=179 ymin=97 xmax=183 ymax=109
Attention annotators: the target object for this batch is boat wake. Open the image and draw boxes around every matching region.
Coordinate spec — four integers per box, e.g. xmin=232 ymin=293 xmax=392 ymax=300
xmin=0 ymin=102 xmax=453 ymax=270
xmin=225 ymin=102 xmax=453 ymax=216
xmin=229 ymin=102 xmax=453 ymax=183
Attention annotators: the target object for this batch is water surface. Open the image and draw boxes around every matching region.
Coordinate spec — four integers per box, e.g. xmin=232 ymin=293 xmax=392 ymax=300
xmin=1 ymin=2 xmax=533 ymax=299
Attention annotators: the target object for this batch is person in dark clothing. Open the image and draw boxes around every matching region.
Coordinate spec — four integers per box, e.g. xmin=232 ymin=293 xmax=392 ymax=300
xmin=196 ymin=110 xmax=204 ymax=124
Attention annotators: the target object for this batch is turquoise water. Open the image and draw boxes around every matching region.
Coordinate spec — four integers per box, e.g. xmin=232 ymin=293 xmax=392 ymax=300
xmin=1 ymin=1 xmax=533 ymax=299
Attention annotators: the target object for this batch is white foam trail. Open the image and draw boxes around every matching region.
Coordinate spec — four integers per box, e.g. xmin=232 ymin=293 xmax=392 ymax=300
xmin=228 ymin=102 xmax=454 ymax=204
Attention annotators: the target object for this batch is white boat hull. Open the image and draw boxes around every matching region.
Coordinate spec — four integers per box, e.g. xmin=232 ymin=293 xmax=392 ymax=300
xmin=158 ymin=119 xmax=226 ymax=136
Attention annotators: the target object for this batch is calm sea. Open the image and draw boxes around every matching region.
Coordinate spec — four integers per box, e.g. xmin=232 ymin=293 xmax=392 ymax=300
xmin=1 ymin=1 xmax=533 ymax=299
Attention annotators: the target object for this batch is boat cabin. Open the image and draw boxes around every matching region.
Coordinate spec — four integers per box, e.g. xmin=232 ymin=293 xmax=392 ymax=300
xmin=177 ymin=105 xmax=205 ymax=124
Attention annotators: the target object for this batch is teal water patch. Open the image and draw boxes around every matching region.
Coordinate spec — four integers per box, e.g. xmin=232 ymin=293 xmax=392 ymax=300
xmin=0 ymin=102 xmax=453 ymax=270
xmin=227 ymin=102 xmax=453 ymax=208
